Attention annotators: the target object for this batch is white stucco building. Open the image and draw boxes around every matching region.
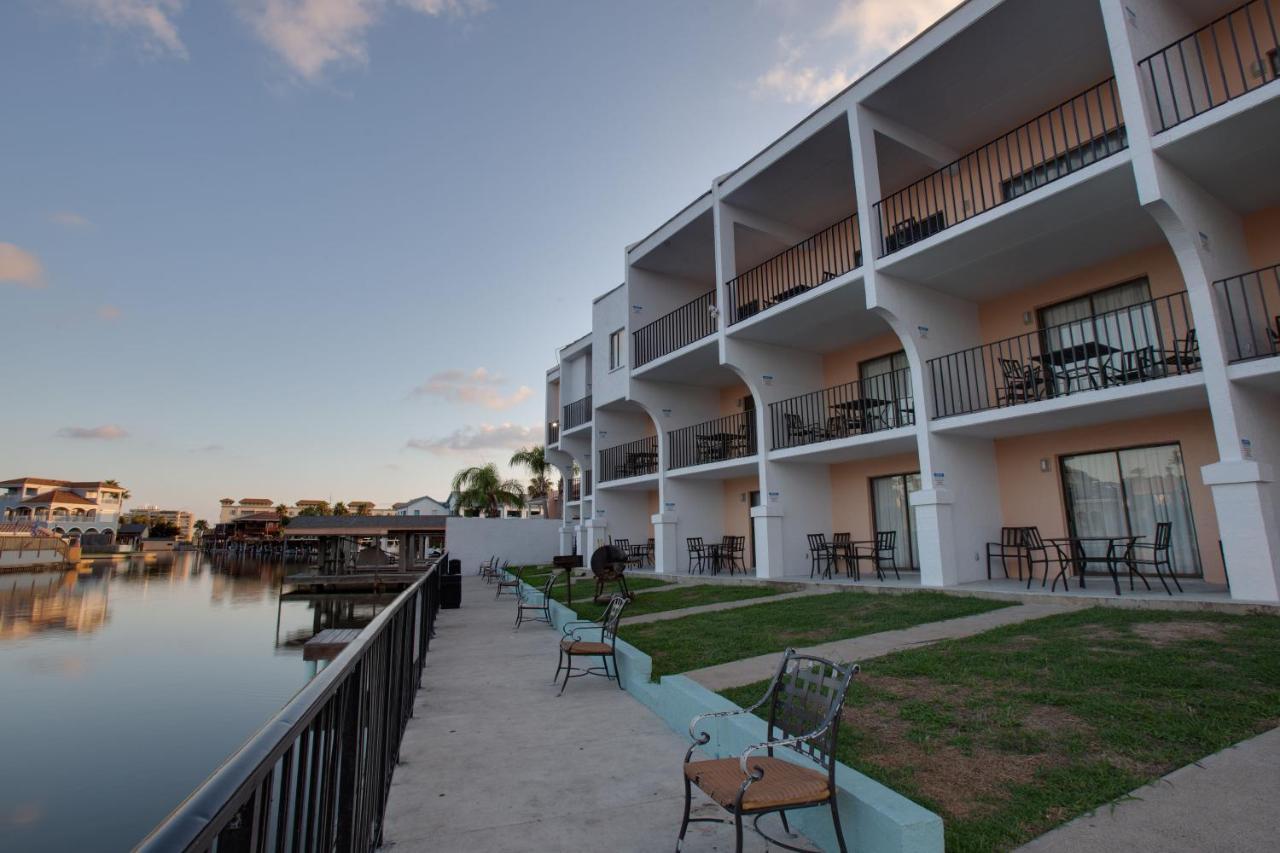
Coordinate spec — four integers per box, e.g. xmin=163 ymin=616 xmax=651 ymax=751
xmin=0 ymin=477 xmax=128 ymax=538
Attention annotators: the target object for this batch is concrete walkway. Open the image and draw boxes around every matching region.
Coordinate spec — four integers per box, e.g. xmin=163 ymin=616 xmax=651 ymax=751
xmin=1017 ymin=727 xmax=1280 ymax=852
xmin=381 ymin=575 xmax=817 ymax=852
xmin=687 ymin=603 xmax=1071 ymax=691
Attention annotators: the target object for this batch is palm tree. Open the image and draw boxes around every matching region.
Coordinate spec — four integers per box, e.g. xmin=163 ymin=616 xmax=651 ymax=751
xmin=452 ymin=463 xmax=525 ymax=518
xmin=510 ymin=445 xmax=551 ymax=501
xmin=104 ymin=479 xmax=131 ymax=500
xmin=332 ymin=502 xmax=349 ymax=516
xmin=275 ymin=503 xmax=292 ymax=527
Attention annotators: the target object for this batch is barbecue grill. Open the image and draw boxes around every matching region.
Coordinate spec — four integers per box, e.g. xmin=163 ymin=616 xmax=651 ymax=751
xmin=589 ymin=544 xmax=633 ymax=602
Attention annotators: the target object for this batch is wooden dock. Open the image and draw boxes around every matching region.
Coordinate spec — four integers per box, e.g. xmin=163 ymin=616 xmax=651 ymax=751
xmin=303 ymin=628 xmax=362 ymax=661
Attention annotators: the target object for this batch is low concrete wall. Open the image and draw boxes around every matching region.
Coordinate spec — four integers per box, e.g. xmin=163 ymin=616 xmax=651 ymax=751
xmin=0 ymin=545 xmax=66 ymax=569
xmin=524 ymin=577 xmax=944 ymax=853
xmin=445 ymin=517 xmax=561 ymax=573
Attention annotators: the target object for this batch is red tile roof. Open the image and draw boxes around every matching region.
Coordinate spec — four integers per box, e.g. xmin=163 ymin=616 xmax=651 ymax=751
xmin=0 ymin=477 xmax=124 ymax=490
xmin=20 ymin=490 xmax=97 ymax=506
xmin=239 ymin=498 xmax=274 ymax=506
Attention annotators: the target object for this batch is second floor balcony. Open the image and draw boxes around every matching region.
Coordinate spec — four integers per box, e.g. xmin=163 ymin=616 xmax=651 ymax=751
xmin=1216 ymin=261 xmax=1280 ymax=362
xmin=769 ymin=368 xmax=915 ymax=451
xmin=547 ymin=420 xmax=560 ymax=445
xmin=668 ymin=411 xmax=757 ymax=469
xmin=599 ymin=436 xmax=658 ymax=483
xmin=632 ymin=290 xmax=717 ymax=367
xmin=927 ymin=291 xmax=1199 ymax=419
xmin=562 ymin=394 xmax=592 ymax=432
xmin=873 ymin=78 xmax=1126 ymax=258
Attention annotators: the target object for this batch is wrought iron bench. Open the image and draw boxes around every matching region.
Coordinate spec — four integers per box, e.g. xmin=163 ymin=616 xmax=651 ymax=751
xmin=554 ymin=594 xmax=628 ymax=695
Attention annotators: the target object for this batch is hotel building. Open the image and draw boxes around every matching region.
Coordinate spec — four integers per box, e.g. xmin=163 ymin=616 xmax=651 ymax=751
xmin=545 ymin=0 xmax=1280 ymax=602
xmin=0 ymin=477 xmax=129 ymax=538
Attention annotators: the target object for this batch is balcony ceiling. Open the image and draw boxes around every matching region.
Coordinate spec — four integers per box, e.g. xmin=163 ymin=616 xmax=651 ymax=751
xmin=631 ymin=209 xmax=716 ymax=281
xmin=633 ymin=340 xmax=740 ymax=386
xmin=724 ymin=117 xmax=857 ymax=235
xmin=863 ymin=0 xmax=1113 ymax=158
xmin=727 ymin=276 xmax=887 ymax=354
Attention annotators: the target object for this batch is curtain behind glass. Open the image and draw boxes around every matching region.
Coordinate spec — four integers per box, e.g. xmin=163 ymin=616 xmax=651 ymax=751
xmin=1061 ymin=451 xmax=1128 ymax=568
xmin=1040 ymin=279 xmax=1153 ymax=392
xmin=905 ymin=473 xmax=922 ymax=568
xmin=872 ymin=474 xmax=915 ymax=569
xmin=1117 ymin=445 xmax=1201 ymax=575
xmin=861 ymin=352 xmax=912 ymax=427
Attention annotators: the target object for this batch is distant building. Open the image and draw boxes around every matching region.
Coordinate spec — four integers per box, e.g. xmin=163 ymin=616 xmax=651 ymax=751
xmin=393 ymin=494 xmax=453 ymax=517
xmin=218 ymin=498 xmax=276 ymax=523
xmin=0 ymin=477 xmax=128 ymax=538
xmin=126 ymin=506 xmax=196 ymax=541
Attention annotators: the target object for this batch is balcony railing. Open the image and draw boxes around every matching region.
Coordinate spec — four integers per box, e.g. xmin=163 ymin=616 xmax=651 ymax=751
xmin=562 ymin=394 xmax=592 ymax=431
xmin=633 ymin=289 xmax=717 ymax=367
xmin=567 ymin=478 xmax=581 ymax=502
xmin=873 ymin=78 xmax=1126 ymax=257
xmin=726 ymin=214 xmax=862 ymax=324
xmin=1216 ymin=262 xmax=1280 ymax=362
xmin=1138 ymin=0 xmax=1280 ymax=133
xmin=668 ymin=411 xmax=757 ymax=469
xmin=547 ymin=420 xmax=560 ymax=445
xmin=769 ymin=368 xmax=915 ymax=450
xmin=139 ymin=554 xmax=444 ymax=853
xmin=583 ymin=469 xmax=592 ymax=496
xmin=599 ymin=436 xmax=658 ymax=482
xmin=927 ymin=291 xmax=1198 ymax=419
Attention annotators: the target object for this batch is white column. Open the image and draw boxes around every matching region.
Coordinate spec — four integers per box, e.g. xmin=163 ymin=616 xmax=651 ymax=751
xmin=651 ymin=511 xmax=678 ymax=574
xmin=750 ymin=504 xmax=787 ymax=579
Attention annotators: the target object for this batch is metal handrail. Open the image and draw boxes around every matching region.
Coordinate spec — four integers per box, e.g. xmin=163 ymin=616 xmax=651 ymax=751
xmin=632 ymin=289 xmax=717 ymax=366
xmin=668 ymin=411 xmax=757 ymax=469
xmin=769 ymin=369 xmax=914 ymax=450
xmin=599 ymin=436 xmax=659 ymax=482
xmin=1138 ymin=0 xmax=1280 ymax=132
xmin=137 ymin=553 xmax=446 ymax=852
xmin=1215 ymin=262 xmax=1280 ymax=362
xmin=562 ymin=395 xmax=592 ymax=431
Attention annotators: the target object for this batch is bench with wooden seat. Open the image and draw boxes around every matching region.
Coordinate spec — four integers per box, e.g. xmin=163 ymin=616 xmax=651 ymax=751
xmin=678 ymin=648 xmax=858 ymax=852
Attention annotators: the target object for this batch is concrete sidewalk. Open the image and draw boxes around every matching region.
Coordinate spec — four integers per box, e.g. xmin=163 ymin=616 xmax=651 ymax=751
xmin=381 ymin=575 xmax=817 ymax=852
xmin=686 ymin=603 xmax=1071 ymax=691
xmin=1017 ymin=727 xmax=1280 ymax=852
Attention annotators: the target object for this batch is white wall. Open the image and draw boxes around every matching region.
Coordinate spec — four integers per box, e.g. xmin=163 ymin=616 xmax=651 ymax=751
xmin=444 ymin=517 xmax=561 ymax=571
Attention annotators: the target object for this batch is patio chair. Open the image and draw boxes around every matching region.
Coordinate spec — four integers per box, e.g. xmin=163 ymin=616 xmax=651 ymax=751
xmin=722 ymin=535 xmax=747 ymax=575
xmin=1122 ymin=521 xmax=1182 ymax=595
xmin=997 ymin=358 xmax=1048 ymax=405
xmin=986 ymin=527 xmax=1026 ymax=580
xmin=783 ymin=413 xmax=826 ymax=446
xmin=554 ymin=594 xmax=628 ymax=695
xmin=482 ymin=557 xmax=507 ymax=584
xmin=1163 ymin=328 xmax=1201 ymax=373
xmin=495 ymin=563 xmax=525 ymax=598
xmin=1020 ymin=527 xmax=1062 ymax=589
xmin=832 ymin=532 xmax=857 ymax=580
xmin=852 ymin=531 xmax=899 ymax=580
xmin=515 ymin=571 xmax=557 ymax=629
xmin=677 ymin=649 xmax=858 ymax=853
xmin=477 ymin=554 xmax=496 ymax=578
xmin=1106 ymin=347 xmax=1161 ymax=385
xmin=807 ymin=533 xmax=836 ymax=579
xmin=687 ymin=537 xmax=709 ymax=574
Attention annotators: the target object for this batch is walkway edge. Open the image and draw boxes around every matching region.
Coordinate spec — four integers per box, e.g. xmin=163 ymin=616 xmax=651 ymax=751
xmin=534 ymin=581 xmax=944 ymax=853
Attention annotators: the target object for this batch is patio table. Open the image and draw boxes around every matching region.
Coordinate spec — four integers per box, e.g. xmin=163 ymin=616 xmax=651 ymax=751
xmin=703 ymin=542 xmax=725 ymax=575
xmin=1043 ymin=535 xmax=1143 ymax=595
xmin=695 ymin=432 xmax=746 ymax=463
xmin=1032 ymin=341 xmax=1119 ymax=392
xmin=766 ymin=283 xmax=812 ymax=306
xmin=624 ymin=451 xmax=658 ymax=477
xmin=830 ymin=397 xmax=893 ymax=434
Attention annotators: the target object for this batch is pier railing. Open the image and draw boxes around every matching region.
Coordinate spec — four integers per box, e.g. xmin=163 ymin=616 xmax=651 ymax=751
xmin=137 ymin=552 xmax=446 ymax=853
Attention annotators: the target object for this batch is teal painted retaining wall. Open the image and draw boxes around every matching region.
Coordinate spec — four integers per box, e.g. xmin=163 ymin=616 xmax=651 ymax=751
xmin=521 ymin=577 xmax=944 ymax=853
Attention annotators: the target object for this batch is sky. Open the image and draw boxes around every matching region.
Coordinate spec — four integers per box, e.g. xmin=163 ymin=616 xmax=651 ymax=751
xmin=0 ymin=0 xmax=957 ymax=522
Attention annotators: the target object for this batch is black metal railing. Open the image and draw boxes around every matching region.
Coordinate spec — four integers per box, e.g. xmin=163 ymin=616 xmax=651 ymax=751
xmin=138 ymin=553 xmax=446 ymax=853
xmin=547 ymin=420 xmax=560 ymax=445
xmin=1138 ymin=0 xmax=1280 ymax=133
xmin=1216 ymin=262 xmax=1280 ymax=362
xmin=873 ymin=78 xmax=1126 ymax=257
xmin=567 ymin=478 xmax=581 ymax=501
xmin=599 ymin=436 xmax=659 ymax=482
xmin=769 ymin=369 xmax=915 ymax=450
xmin=562 ymin=394 xmax=592 ymax=431
xmin=668 ymin=411 xmax=757 ymax=469
xmin=726 ymin=214 xmax=862 ymax=324
xmin=927 ymin=292 xmax=1198 ymax=418
xmin=633 ymin=289 xmax=717 ymax=366
xmin=583 ymin=469 xmax=592 ymax=496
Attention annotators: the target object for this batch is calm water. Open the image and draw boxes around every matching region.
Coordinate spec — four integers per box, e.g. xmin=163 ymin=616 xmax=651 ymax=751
xmin=0 ymin=553 xmax=391 ymax=852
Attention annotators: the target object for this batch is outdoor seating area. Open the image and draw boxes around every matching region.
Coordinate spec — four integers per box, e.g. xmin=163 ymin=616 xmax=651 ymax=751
xmin=985 ymin=522 xmax=1185 ymax=596
xmin=669 ymin=411 xmax=757 ymax=469
xmin=808 ymin=531 xmax=900 ymax=581
xmin=687 ymin=535 xmax=748 ymax=575
xmin=770 ymin=368 xmax=914 ymax=451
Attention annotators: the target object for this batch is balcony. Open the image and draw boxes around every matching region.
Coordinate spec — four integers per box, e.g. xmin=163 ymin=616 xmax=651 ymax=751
xmin=726 ymin=214 xmax=862 ymax=325
xmin=598 ymin=436 xmax=658 ymax=483
xmin=566 ymin=478 xmax=580 ymax=502
xmin=1138 ymin=0 xmax=1280 ymax=133
xmin=928 ymin=291 xmax=1198 ymax=419
xmin=668 ymin=411 xmax=757 ymax=470
xmin=562 ymin=395 xmax=592 ymax=432
xmin=632 ymin=289 xmax=717 ymax=367
xmin=873 ymin=78 xmax=1126 ymax=258
xmin=1217 ymin=262 xmax=1280 ymax=362
xmin=547 ymin=420 xmax=560 ymax=445
xmin=769 ymin=369 xmax=915 ymax=451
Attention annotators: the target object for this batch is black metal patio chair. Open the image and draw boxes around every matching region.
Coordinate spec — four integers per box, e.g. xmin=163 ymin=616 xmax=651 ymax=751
xmin=678 ymin=649 xmax=858 ymax=852
xmin=514 ymin=571 xmax=556 ymax=629
xmin=554 ymin=594 xmax=628 ymax=695
xmin=986 ymin=527 xmax=1027 ymax=580
xmin=852 ymin=530 xmax=899 ymax=580
xmin=807 ymin=533 xmax=836 ymax=579
xmin=1122 ymin=521 xmax=1182 ymax=595
xmin=722 ymin=535 xmax=747 ymax=575
xmin=997 ymin=358 xmax=1048 ymax=405
xmin=832 ymin=532 xmax=856 ymax=579
xmin=687 ymin=536 xmax=709 ymax=574
xmin=1163 ymin=328 xmax=1201 ymax=374
xmin=495 ymin=563 xmax=524 ymax=598
xmin=783 ymin=413 xmax=826 ymax=446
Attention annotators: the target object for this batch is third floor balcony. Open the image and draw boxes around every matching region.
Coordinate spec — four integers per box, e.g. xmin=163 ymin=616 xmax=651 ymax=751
xmin=668 ymin=411 xmax=757 ymax=470
xmin=769 ymin=368 xmax=915 ymax=451
xmin=1216 ymin=261 xmax=1280 ymax=363
xmin=562 ymin=394 xmax=592 ymax=432
xmin=599 ymin=436 xmax=658 ymax=483
xmin=632 ymin=289 xmax=717 ymax=367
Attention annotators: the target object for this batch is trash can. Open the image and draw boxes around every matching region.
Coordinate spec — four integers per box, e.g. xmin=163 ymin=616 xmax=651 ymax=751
xmin=441 ymin=558 xmax=462 ymax=609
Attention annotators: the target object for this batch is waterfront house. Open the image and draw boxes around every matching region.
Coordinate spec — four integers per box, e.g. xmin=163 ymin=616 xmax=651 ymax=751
xmin=0 ymin=477 xmax=128 ymax=539
xmin=544 ymin=0 xmax=1280 ymax=603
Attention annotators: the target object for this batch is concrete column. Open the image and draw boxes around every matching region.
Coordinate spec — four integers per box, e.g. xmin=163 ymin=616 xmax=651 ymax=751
xmin=581 ymin=518 xmax=609 ymax=557
xmin=651 ymin=511 xmax=679 ymax=574
xmin=750 ymin=504 xmax=786 ymax=579
xmin=1202 ymin=460 xmax=1280 ymax=600
xmin=558 ymin=524 xmax=575 ymax=556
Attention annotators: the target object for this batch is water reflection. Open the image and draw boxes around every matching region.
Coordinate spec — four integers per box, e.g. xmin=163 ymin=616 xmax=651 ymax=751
xmin=0 ymin=551 xmax=387 ymax=852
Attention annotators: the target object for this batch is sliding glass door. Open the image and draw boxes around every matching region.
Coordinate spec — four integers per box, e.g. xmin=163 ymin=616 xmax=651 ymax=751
xmin=870 ymin=472 xmax=922 ymax=569
xmin=1060 ymin=443 xmax=1202 ymax=576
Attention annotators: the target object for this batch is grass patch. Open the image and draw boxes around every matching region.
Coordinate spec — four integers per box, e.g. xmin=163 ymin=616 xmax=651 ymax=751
xmin=721 ymin=607 xmax=1280 ymax=852
xmin=566 ymin=581 xmax=799 ymax=622
xmin=623 ymin=590 xmax=1011 ymax=679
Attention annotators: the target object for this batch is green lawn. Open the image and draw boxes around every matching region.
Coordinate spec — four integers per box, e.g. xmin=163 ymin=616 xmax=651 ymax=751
xmin=623 ymin=590 xmax=1012 ymax=679
xmin=721 ymin=607 xmax=1280 ymax=853
xmin=545 ymin=575 xmax=672 ymax=606
xmin=566 ymin=581 xmax=799 ymax=622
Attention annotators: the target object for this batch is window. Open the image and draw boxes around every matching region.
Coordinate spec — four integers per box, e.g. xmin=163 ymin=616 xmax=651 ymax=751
xmin=1038 ymin=278 xmax=1155 ymax=392
xmin=1060 ymin=443 xmax=1201 ymax=576
xmin=870 ymin=473 xmax=922 ymax=569
xmin=609 ymin=329 xmax=624 ymax=370
xmin=1000 ymin=127 xmax=1128 ymax=202
xmin=859 ymin=351 xmax=913 ymax=427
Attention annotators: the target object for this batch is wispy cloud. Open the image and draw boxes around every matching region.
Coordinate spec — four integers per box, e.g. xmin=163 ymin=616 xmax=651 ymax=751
xmin=97 ymin=305 xmax=122 ymax=321
xmin=411 ymin=367 xmax=532 ymax=411
xmin=50 ymin=211 xmax=93 ymax=228
xmin=0 ymin=243 xmax=46 ymax=289
xmin=406 ymin=422 xmax=538 ymax=455
xmin=754 ymin=0 xmax=960 ymax=106
xmin=57 ymin=424 xmax=129 ymax=440
xmin=237 ymin=0 xmax=489 ymax=82
xmin=193 ymin=443 xmax=224 ymax=453
xmin=62 ymin=0 xmax=188 ymax=58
